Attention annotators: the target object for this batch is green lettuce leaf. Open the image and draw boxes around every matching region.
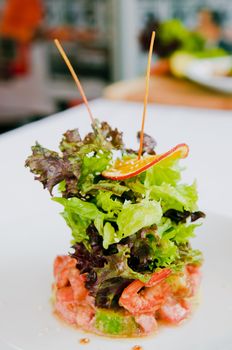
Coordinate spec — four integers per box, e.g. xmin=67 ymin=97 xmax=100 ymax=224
xmin=53 ymin=197 xmax=105 ymax=243
xmin=144 ymin=158 xmax=181 ymax=187
xmin=117 ymin=199 xmax=162 ymax=239
xmin=78 ymin=150 xmax=112 ymax=189
xmin=177 ymin=243 xmax=203 ymax=267
xmin=145 ymin=230 xmax=179 ymax=268
xmin=103 ymin=222 xmax=118 ymax=249
xmin=61 ymin=210 xmax=90 ymax=242
xmin=157 ymin=217 xmax=172 ymax=236
xmin=154 ymin=237 xmax=178 ymax=266
xmin=96 ymin=192 xmax=122 ymax=214
xmin=150 ymin=181 xmax=198 ymax=212
xmin=171 ymin=223 xmax=198 ymax=244
xmin=164 ymin=222 xmax=200 ymax=244
xmin=99 ymin=198 xmax=163 ymax=249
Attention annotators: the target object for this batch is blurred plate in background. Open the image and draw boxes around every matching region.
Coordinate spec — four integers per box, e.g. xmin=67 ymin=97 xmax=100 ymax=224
xmin=186 ymin=56 xmax=232 ymax=93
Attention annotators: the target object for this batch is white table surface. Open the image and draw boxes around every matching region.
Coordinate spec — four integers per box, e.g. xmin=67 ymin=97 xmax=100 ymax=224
xmin=1 ymin=98 xmax=232 ymax=221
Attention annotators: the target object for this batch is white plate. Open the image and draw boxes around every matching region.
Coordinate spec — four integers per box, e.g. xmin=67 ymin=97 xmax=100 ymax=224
xmin=1 ymin=99 xmax=232 ymax=349
xmin=185 ymin=56 xmax=232 ymax=93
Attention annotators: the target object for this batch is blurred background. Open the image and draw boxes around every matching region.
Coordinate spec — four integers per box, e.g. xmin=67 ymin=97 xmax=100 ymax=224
xmin=0 ymin=0 xmax=232 ymax=133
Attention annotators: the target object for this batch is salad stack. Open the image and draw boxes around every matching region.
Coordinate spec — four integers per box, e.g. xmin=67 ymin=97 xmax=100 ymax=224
xmin=26 ymin=120 xmax=205 ymax=336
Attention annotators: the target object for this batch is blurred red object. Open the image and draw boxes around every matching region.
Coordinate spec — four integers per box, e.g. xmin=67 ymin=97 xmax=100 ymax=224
xmin=0 ymin=0 xmax=43 ymax=77
xmin=68 ymin=98 xmax=92 ymax=108
xmin=0 ymin=0 xmax=43 ymax=42
xmin=9 ymin=43 xmax=29 ymax=76
xmin=150 ymin=59 xmax=170 ymax=76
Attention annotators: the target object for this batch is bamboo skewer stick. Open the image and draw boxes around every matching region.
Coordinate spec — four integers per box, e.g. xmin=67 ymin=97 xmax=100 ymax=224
xmin=54 ymin=39 xmax=95 ymax=123
xmin=138 ymin=31 xmax=156 ymax=159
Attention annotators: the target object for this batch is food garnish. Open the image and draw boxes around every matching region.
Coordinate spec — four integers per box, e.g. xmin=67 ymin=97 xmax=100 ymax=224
xmin=102 ymin=143 xmax=189 ymax=180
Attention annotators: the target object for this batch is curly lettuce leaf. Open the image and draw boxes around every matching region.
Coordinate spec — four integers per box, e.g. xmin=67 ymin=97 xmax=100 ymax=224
xmin=25 ymin=120 xmax=124 ymax=198
xmin=117 ymin=199 xmax=162 ymax=239
xmin=95 ymin=197 xmax=163 ymax=249
xmin=59 ymin=129 xmax=83 ymax=156
xmin=78 ymin=149 xmax=112 ymax=189
xmin=162 ymin=222 xmax=199 ymax=244
xmin=154 ymin=237 xmax=178 ymax=267
xmin=25 ymin=143 xmax=80 ymax=195
xmin=96 ymin=192 xmax=122 ymax=213
xmin=150 ymin=181 xmax=198 ymax=212
xmin=93 ymin=246 xmax=150 ymax=300
xmin=179 ymin=246 xmax=203 ymax=266
xmin=53 ymin=197 xmax=105 ymax=243
xmin=53 ymin=195 xmax=163 ymax=249
xmin=144 ymin=158 xmax=181 ymax=187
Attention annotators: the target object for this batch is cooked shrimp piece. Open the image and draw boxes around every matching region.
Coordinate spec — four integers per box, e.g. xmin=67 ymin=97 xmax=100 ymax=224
xmin=186 ymin=264 xmax=201 ymax=297
xmin=68 ymin=268 xmax=88 ymax=301
xmin=54 ymin=286 xmax=77 ymax=324
xmin=53 ymin=256 xmax=92 ymax=325
xmin=55 ymin=299 xmax=77 ymax=324
xmin=54 ymin=255 xmax=89 ymax=301
xmin=158 ymin=296 xmax=190 ymax=324
xmin=54 ymin=255 xmax=76 ymax=277
xmin=168 ymin=265 xmax=201 ymax=298
xmin=56 ymin=286 xmax=74 ymax=303
xmin=54 ymin=255 xmax=76 ymax=288
xmin=135 ymin=314 xmax=158 ymax=334
xmin=53 ymin=255 xmax=68 ymax=277
xmin=145 ymin=268 xmax=171 ymax=287
xmin=119 ymin=269 xmax=171 ymax=315
xmin=76 ymin=303 xmax=95 ymax=329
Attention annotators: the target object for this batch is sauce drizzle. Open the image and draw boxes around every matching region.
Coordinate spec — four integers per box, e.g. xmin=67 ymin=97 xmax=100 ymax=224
xmin=79 ymin=337 xmax=90 ymax=345
xmin=132 ymin=346 xmax=143 ymax=350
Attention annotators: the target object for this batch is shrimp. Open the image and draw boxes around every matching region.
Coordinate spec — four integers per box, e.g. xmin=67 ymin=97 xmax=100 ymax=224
xmin=68 ymin=268 xmax=88 ymax=301
xmin=119 ymin=269 xmax=171 ymax=315
xmin=54 ymin=286 xmax=95 ymax=327
xmin=53 ymin=256 xmax=95 ymax=326
xmin=168 ymin=264 xmax=201 ymax=298
xmin=135 ymin=314 xmax=158 ymax=334
xmin=53 ymin=255 xmax=69 ymax=277
xmin=76 ymin=303 xmax=95 ymax=329
xmin=158 ymin=265 xmax=201 ymax=324
xmin=55 ymin=286 xmax=77 ymax=324
xmin=56 ymin=286 xmax=74 ymax=303
xmin=53 ymin=255 xmax=88 ymax=300
xmin=54 ymin=255 xmax=76 ymax=288
xmin=158 ymin=296 xmax=190 ymax=324
xmin=186 ymin=264 xmax=201 ymax=297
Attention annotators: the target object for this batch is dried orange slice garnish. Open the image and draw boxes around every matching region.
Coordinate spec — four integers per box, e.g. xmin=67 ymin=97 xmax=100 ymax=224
xmin=102 ymin=143 xmax=189 ymax=180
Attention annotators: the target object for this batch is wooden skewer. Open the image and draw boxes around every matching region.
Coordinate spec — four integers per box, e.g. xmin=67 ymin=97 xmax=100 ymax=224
xmin=138 ymin=31 xmax=156 ymax=159
xmin=54 ymin=39 xmax=95 ymax=123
